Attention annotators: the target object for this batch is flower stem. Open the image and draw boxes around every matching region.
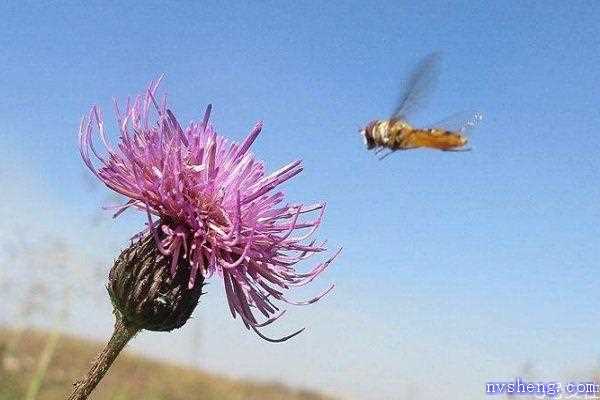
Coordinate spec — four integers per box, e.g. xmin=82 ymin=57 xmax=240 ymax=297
xmin=25 ymin=327 xmax=61 ymax=400
xmin=67 ymin=318 xmax=138 ymax=400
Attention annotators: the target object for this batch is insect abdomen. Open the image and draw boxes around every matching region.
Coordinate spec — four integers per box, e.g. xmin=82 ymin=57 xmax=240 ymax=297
xmin=406 ymin=129 xmax=464 ymax=150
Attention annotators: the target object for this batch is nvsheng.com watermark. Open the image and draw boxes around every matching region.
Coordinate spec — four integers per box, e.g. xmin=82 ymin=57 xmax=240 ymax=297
xmin=486 ymin=378 xmax=600 ymax=398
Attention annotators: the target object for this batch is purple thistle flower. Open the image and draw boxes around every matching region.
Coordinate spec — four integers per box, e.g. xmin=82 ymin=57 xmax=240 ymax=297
xmin=79 ymin=77 xmax=340 ymax=341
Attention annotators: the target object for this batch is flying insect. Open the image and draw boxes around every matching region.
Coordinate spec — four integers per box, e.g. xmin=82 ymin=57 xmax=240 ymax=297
xmin=360 ymin=53 xmax=483 ymax=159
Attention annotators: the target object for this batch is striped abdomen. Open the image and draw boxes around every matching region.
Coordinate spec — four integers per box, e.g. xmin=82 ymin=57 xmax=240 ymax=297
xmin=403 ymin=128 xmax=467 ymax=150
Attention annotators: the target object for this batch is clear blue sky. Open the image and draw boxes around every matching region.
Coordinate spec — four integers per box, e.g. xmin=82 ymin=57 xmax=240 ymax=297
xmin=1 ymin=2 xmax=600 ymax=399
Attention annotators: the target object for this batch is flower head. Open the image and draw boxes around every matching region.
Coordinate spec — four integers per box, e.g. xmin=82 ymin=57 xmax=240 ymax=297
xmin=79 ymin=77 xmax=339 ymax=341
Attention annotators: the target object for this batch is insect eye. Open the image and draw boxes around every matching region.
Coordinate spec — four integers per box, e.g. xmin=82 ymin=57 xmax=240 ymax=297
xmin=361 ymin=132 xmax=368 ymax=146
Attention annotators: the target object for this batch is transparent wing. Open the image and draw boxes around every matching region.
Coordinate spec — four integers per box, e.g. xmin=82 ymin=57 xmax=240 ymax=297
xmin=391 ymin=53 xmax=441 ymax=120
xmin=428 ymin=111 xmax=483 ymax=136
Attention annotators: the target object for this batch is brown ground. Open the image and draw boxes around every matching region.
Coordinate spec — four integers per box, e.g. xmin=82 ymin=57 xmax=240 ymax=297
xmin=0 ymin=327 xmax=336 ymax=400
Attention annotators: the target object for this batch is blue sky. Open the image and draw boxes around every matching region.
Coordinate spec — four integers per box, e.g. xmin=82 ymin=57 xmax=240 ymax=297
xmin=1 ymin=1 xmax=600 ymax=399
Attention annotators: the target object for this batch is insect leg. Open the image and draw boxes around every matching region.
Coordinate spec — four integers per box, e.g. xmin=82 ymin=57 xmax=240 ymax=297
xmin=442 ymin=148 xmax=472 ymax=152
xmin=378 ymin=150 xmax=396 ymax=160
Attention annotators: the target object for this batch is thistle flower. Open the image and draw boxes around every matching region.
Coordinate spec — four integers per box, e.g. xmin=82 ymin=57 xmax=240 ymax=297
xmin=79 ymin=77 xmax=339 ymax=342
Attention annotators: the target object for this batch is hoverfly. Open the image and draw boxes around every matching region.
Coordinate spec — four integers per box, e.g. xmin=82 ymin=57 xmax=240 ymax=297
xmin=360 ymin=53 xmax=483 ymax=159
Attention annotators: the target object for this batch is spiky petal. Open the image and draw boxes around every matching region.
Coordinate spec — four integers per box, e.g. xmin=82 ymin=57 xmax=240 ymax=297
xmin=79 ymin=78 xmax=339 ymax=341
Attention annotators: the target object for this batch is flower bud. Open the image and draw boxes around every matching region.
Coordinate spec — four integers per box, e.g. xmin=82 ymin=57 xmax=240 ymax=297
xmin=107 ymin=233 xmax=204 ymax=332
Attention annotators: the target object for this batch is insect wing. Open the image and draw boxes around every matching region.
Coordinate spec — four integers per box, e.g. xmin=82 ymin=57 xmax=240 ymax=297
xmin=428 ymin=111 xmax=483 ymax=137
xmin=391 ymin=53 xmax=441 ymax=120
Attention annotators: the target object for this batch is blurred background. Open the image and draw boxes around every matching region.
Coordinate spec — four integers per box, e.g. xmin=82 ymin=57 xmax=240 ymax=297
xmin=1 ymin=1 xmax=599 ymax=399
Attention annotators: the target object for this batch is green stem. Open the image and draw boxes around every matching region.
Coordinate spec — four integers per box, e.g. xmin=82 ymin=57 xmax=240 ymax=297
xmin=26 ymin=290 xmax=70 ymax=400
xmin=25 ymin=328 xmax=61 ymax=400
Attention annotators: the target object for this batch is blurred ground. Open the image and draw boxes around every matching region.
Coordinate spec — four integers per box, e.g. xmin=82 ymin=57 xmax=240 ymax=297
xmin=0 ymin=327 xmax=336 ymax=400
